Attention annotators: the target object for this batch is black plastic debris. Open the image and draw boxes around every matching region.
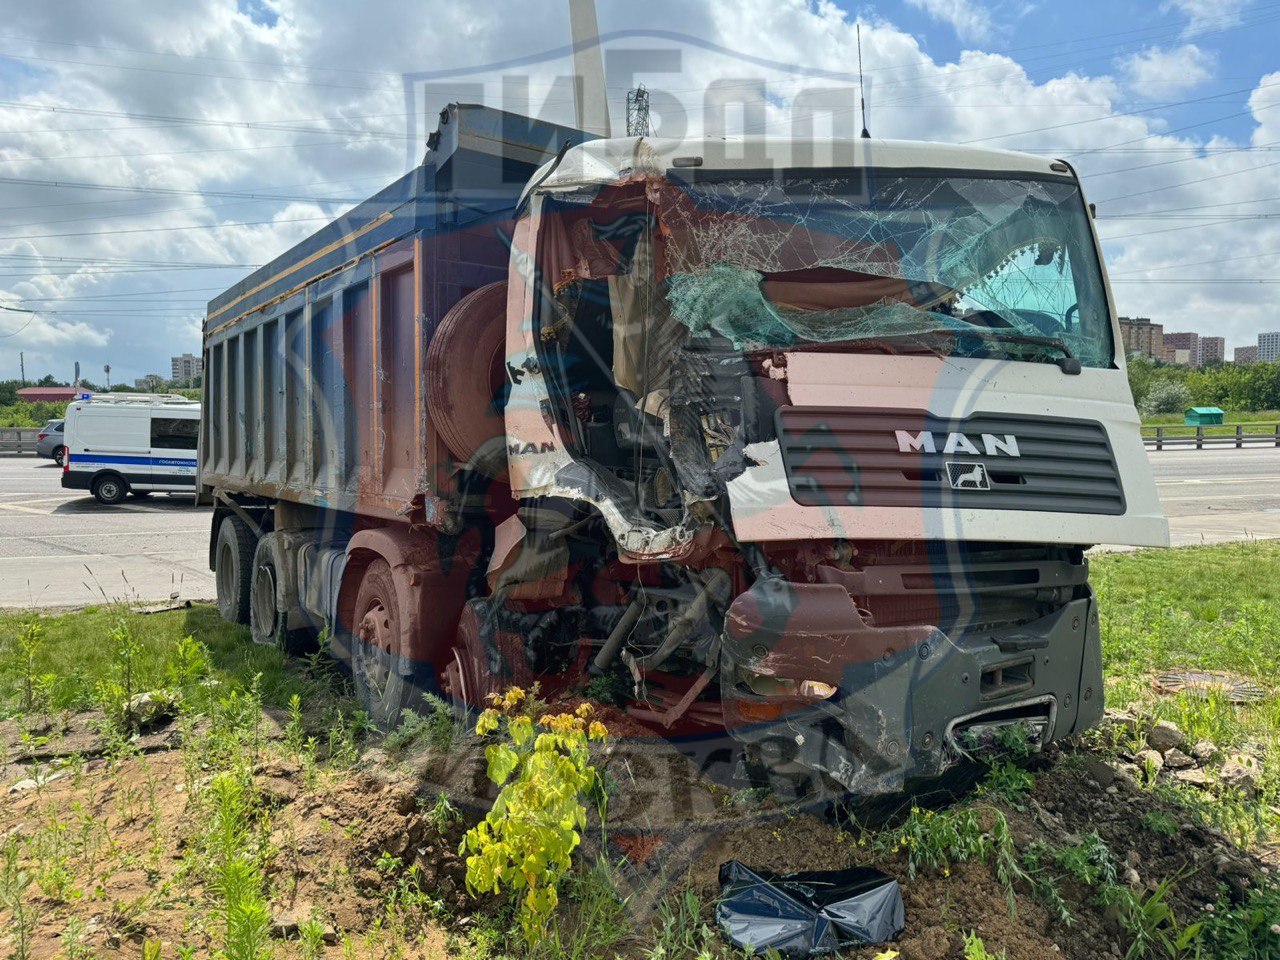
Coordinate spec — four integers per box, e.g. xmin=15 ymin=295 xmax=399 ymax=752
xmin=716 ymin=860 xmax=905 ymax=957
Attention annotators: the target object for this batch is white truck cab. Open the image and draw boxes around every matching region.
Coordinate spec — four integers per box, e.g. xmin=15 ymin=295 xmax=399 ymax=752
xmin=62 ymin=393 xmax=201 ymax=504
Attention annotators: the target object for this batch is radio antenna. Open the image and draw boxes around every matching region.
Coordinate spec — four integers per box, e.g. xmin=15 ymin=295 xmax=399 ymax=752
xmin=857 ymin=23 xmax=870 ymax=139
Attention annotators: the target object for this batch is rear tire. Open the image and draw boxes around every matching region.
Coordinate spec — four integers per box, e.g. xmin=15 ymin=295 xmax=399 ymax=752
xmin=214 ymin=515 xmax=255 ymax=624
xmin=91 ymin=474 xmax=128 ymax=505
xmin=249 ymin=539 xmax=309 ymax=652
xmin=350 ymin=559 xmax=420 ymax=729
xmin=53 ymin=446 xmax=64 ymax=467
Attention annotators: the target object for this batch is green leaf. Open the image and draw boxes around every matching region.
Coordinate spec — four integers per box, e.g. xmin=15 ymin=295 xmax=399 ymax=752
xmin=485 ymin=743 xmax=520 ymax=784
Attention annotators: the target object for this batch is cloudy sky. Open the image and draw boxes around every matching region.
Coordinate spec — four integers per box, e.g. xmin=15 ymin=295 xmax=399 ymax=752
xmin=0 ymin=0 xmax=1276 ymax=383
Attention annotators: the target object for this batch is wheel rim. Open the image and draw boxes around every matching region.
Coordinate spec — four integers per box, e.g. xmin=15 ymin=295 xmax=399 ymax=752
xmin=217 ymin=541 xmax=234 ymax=606
xmin=101 ymin=480 xmax=119 ymax=499
xmin=251 ymin=563 xmax=276 ymax=636
xmin=54 ymin=449 xmax=63 ymax=465
xmin=356 ymin=596 xmax=395 ymax=707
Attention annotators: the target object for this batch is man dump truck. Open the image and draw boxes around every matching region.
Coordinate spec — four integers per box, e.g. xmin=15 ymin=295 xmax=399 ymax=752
xmin=200 ymin=101 xmax=1168 ymax=796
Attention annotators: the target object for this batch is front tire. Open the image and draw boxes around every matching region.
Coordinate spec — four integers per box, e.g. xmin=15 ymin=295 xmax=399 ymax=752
xmin=214 ymin=515 xmax=255 ymax=624
xmin=350 ymin=559 xmax=419 ymax=729
xmin=91 ymin=474 xmax=128 ymax=505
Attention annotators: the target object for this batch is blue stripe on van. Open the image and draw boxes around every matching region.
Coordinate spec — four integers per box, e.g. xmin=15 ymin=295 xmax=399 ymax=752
xmin=68 ymin=453 xmax=196 ymax=467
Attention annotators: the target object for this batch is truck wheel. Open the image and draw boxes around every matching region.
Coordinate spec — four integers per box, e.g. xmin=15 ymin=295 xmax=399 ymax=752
xmin=215 ymin=515 xmax=255 ymax=624
xmin=53 ymin=446 xmax=64 ymax=467
xmin=249 ymin=540 xmax=310 ymax=653
xmin=441 ymin=599 xmax=533 ymax=711
xmin=425 ymin=281 xmax=508 ymax=473
xmin=350 ymin=559 xmax=419 ymax=728
xmin=92 ymin=474 xmax=128 ymax=505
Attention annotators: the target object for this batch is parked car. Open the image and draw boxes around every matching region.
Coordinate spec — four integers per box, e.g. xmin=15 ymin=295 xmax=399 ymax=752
xmin=62 ymin=394 xmax=199 ymax=504
xmin=35 ymin=419 xmax=65 ymax=465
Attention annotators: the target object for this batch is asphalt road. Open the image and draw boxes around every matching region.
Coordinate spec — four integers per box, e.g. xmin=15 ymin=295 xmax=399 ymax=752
xmin=0 ymin=457 xmax=214 ymax=609
xmin=1147 ymin=445 xmax=1280 ymax=547
xmin=1 ymin=446 xmax=1278 ymax=608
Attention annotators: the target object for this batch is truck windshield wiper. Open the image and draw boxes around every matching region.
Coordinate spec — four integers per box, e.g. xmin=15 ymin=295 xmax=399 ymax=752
xmin=952 ymin=329 xmax=1083 ymax=375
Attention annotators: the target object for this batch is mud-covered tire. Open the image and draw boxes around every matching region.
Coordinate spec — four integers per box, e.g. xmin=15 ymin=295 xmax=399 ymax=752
xmin=214 ymin=515 xmax=255 ymax=624
xmin=425 ymin=281 xmax=508 ymax=472
xmin=350 ymin=559 xmax=421 ymax=729
xmin=91 ymin=474 xmax=128 ymax=505
xmin=440 ymin=599 xmax=537 ymax=713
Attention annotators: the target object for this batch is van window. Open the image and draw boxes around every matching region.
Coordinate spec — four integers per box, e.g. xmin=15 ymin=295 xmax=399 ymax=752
xmin=151 ymin=417 xmax=198 ymax=450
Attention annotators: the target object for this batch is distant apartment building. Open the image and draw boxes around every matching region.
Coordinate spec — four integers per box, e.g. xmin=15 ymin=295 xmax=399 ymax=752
xmin=1118 ymin=316 xmax=1164 ymax=360
xmin=1199 ymin=336 xmax=1225 ymax=366
xmin=1235 ymin=344 xmax=1259 ymax=364
xmin=171 ymin=352 xmax=200 ymax=383
xmin=1163 ymin=331 xmax=1200 ymax=366
xmin=1259 ymin=332 xmax=1280 ymax=363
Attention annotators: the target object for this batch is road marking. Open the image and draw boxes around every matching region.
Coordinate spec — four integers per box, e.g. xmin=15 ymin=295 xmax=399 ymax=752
xmin=1159 ymin=493 xmax=1280 ymax=502
xmin=0 ymin=502 xmax=55 ymax=515
xmin=0 ymin=529 xmax=206 ymax=541
xmin=1156 ymin=476 xmax=1280 ymax=485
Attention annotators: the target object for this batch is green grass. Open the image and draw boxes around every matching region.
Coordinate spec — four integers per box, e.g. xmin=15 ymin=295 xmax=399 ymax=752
xmin=1093 ymin=540 xmax=1280 ymax=683
xmin=1142 ymin=409 xmax=1280 ymax=425
xmin=0 ymin=604 xmax=314 ymax=717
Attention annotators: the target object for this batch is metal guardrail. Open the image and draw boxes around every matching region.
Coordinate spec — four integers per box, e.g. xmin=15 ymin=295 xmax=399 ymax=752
xmin=1142 ymin=423 xmax=1280 ymax=450
xmin=0 ymin=427 xmax=40 ymax=454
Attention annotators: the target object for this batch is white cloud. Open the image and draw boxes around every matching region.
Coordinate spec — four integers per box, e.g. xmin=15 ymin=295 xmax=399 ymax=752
xmin=904 ymin=0 xmax=995 ymax=42
xmin=1120 ymin=44 xmax=1215 ymax=98
xmin=0 ymin=0 xmax=1275 ymax=380
xmin=1161 ymin=0 xmax=1250 ymax=37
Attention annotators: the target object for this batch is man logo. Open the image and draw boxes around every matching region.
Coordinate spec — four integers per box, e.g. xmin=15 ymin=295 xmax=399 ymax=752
xmin=946 ymin=461 xmax=991 ymax=490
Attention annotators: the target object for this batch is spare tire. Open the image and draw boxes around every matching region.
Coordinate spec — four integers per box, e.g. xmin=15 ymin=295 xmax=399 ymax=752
xmin=426 ymin=281 xmax=509 ymax=471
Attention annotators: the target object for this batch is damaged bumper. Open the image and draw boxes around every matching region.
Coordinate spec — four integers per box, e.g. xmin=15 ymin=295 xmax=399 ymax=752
xmin=720 ymin=577 xmax=1103 ymax=796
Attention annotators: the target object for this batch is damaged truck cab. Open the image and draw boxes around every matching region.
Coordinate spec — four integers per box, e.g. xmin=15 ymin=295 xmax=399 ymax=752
xmin=201 ymin=108 xmax=1167 ymax=799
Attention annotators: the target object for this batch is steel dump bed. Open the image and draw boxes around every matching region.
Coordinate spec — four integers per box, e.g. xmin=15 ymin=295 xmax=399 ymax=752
xmin=199 ymin=104 xmax=588 ymax=520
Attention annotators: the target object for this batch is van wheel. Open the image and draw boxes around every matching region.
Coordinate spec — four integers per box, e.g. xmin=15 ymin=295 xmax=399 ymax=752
xmin=92 ymin=474 xmax=128 ymax=505
xmin=350 ymin=559 xmax=419 ymax=729
xmin=215 ymin=515 xmax=255 ymax=624
xmin=53 ymin=446 xmax=64 ymax=467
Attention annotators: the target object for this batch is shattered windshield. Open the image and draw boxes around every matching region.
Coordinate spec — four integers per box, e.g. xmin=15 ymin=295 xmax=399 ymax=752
xmin=657 ymin=169 xmax=1113 ymax=367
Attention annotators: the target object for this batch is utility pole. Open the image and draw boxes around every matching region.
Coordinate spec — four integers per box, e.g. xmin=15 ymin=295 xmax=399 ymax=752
xmin=19 ymin=351 xmax=24 ymax=386
xmin=104 ymin=363 xmax=111 ymax=389
xmin=626 ymin=84 xmax=651 ymax=137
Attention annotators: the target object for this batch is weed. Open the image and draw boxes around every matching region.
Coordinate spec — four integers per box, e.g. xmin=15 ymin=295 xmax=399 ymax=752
xmin=461 ymin=688 xmax=609 ymax=945
xmin=1141 ymin=811 xmax=1179 ymax=837
xmin=61 ymin=916 xmax=96 ymax=960
xmin=1054 ymin=833 xmax=1118 ymax=889
xmin=646 ymin=886 xmax=717 ymax=959
xmin=0 ymin=837 xmax=35 ymax=960
xmin=963 ymin=931 xmax=1007 ymax=960
xmin=1103 ymin=874 xmax=1200 ymax=960
xmin=979 ymin=760 xmax=1036 ymax=807
xmin=384 ymin=695 xmax=460 ymax=756
xmin=17 ymin=615 xmax=45 ymax=713
xmin=1193 ymin=879 xmax=1280 ymax=959
xmin=298 ymin=916 xmax=328 ymax=960
xmin=584 ymin=672 xmax=627 ymax=708
xmin=283 ymin=693 xmax=308 ymax=759
xmin=545 ymin=859 xmax=629 ymax=960
xmin=424 ymin=790 xmax=461 ymax=832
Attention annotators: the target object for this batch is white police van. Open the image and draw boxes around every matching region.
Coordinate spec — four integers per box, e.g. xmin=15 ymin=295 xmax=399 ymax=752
xmin=62 ymin=393 xmax=201 ymax=504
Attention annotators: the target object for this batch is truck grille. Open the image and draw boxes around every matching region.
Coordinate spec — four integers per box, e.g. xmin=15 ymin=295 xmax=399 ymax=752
xmin=776 ymin=408 xmax=1125 ymax=516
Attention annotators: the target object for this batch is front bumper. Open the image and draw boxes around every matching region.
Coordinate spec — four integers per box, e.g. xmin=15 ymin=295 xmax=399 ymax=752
xmin=720 ymin=578 xmax=1103 ymax=796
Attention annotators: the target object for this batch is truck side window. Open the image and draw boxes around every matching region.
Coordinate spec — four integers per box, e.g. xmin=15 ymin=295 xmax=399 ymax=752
xmin=151 ymin=417 xmax=198 ymax=450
